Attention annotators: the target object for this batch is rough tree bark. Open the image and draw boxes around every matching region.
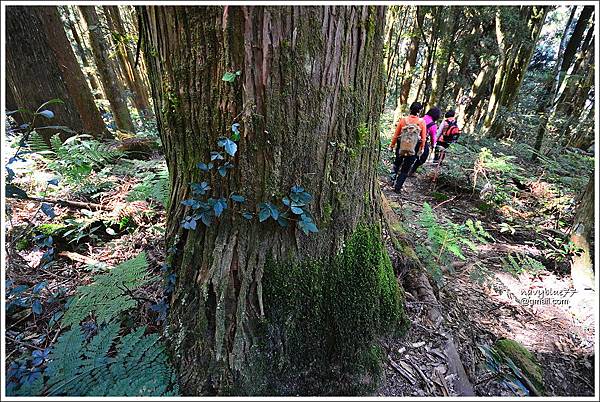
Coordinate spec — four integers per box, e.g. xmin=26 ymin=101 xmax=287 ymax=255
xmin=59 ymin=5 xmax=103 ymax=96
xmin=80 ymin=5 xmax=136 ymax=132
xmin=140 ymin=5 xmax=407 ymax=396
xmin=5 ymin=6 xmax=108 ymax=139
xmin=482 ymin=6 xmax=548 ymax=138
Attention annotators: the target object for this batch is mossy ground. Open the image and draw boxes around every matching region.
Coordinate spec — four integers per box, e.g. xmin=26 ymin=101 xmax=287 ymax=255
xmin=495 ymin=338 xmax=545 ymax=394
xmin=243 ymin=224 xmax=409 ymax=395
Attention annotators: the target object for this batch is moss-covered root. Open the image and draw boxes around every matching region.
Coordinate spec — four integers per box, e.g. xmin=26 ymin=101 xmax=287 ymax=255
xmin=495 ymin=339 xmax=545 ymax=395
xmin=251 ymin=224 xmax=409 ymax=395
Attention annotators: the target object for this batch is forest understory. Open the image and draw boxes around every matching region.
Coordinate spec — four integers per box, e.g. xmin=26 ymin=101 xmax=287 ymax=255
xmin=5 ymin=109 xmax=595 ymax=396
xmin=378 ymin=155 xmax=594 ymax=397
xmin=3 ymin=3 xmax=597 ymax=398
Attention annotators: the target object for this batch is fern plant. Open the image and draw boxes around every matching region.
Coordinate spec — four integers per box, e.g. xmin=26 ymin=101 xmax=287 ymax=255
xmin=12 ymin=323 xmax=178 ymax=396
xmin=27 ymin=133 xmax=124 ymax=184
xmin=61 ymin=252 xmax=152 ymax=327
xmin=126 ymin=165 xmax=169 ymax=208
xmin=416 ymin=203 xmax=467 ymax=285
xmin=6 ymin=253 xmax=179 ymax=396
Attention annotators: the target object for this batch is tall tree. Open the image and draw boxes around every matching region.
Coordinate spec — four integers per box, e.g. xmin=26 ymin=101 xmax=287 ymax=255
xmin=139 ymin=5 xmax=406 ymax=395
xmin=428 ymin=7 xmax=459 ymax=109
xmin=531 ymin=6 xmax=572 ymax=160
xmin=482 ymin=6 xmax=549 ymax=138
xmin=5 ymin=6 xmax=108 ymax=139
xmin=555 ymin=20 xmax=595 ymax=115
xmin=80 ymin=5 xmax=135 ymax=132
xmin=397 ymin=7 xmax=422 ymax=112
xmin=104 ymin=6 xmax=153 ymax=119
xmin=59 ymin=5 xmax=103 ymax=97
xmin=557 ymin=6 xmax=594 ymax=89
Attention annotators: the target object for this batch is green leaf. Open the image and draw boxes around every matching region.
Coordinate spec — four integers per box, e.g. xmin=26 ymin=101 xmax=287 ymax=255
xmin=221 ymin=72 xmax=237 ymax=82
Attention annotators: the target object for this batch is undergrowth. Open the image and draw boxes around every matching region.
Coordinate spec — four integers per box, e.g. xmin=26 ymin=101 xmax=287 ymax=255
xmin=6 ymin=253 xmax=179 ymax=396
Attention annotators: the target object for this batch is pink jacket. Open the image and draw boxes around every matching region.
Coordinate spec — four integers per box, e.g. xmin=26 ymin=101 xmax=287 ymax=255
xmin=423 ymin=115 xmax=438 ymax=147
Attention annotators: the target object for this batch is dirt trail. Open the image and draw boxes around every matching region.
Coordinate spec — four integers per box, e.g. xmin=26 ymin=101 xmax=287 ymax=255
xmin=377 ymin=161 xmax=595 ymax=397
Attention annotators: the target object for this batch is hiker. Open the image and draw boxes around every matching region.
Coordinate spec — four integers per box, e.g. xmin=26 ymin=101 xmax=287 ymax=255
xmin=389 ymin=102 xmax=426 ymax=194
xmin=434 ymin=110 xmax=461 ymax=164
xmin=410 ymin=106 xmax=441 ymax=174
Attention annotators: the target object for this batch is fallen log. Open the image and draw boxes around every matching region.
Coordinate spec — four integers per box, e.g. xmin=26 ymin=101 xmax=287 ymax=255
xmin=7 ymin=194 xmax=110 ymax=211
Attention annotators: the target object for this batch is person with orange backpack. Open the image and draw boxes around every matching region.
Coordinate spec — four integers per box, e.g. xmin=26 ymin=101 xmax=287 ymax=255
xmin=434 ymin=109 xmax=461 ymax=164
xmin=410 ymin=106 xmax=441 ymax=175
xmin=388 ymin=102 xmax=426 ymax=194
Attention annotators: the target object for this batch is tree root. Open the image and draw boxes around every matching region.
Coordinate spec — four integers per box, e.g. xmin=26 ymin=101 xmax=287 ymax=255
xmin=380 ymin=190 xmax=475 ymax=396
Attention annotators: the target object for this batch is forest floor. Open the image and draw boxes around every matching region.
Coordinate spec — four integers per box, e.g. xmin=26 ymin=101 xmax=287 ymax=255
xmin=4 ymin=118 xmax=596 ymax=396
xmin=376 ymin=153 xmax=595 ymax=397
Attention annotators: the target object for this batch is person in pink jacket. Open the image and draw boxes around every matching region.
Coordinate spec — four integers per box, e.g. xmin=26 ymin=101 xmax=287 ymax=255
xmin=410 ymin=107 xmax=441 ymax=174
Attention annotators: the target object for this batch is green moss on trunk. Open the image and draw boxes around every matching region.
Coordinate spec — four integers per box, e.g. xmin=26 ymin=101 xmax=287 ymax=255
xmin=495 ymin=339 xmax=544 ymax=395
xmin=240 ymin=225 xmax=409 ymax=395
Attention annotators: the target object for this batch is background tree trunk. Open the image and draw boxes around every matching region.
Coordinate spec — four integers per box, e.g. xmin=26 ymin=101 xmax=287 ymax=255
xmin=483 ymin=6 xmax=548 ymax=138
xmin=558 ymin=6 xmax=594 ymax=89
xmin=104 ymin=6 xmax=154 ymax=119
xmin=5 ymin=6 xmax=108 ymax=139
xmin=80 ymin=5 xmax=135 ymax=132
xmin=428 ymin=7 xmax=458 ymax=109
xmin=532 ymin=8 xmax=572 ymax=160
xmin=140 ymin=5 xmax=407 ymax=395
xmin=59 ymin=5 xmax=103 ymax=96
xmin=397 ymin=7 xmax=422 ymax=113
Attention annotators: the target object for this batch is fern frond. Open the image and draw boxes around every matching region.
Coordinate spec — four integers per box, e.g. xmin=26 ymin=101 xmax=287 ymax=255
xmin=61 ymin=253 xmax=150 ymax=327
xmin=27 ymin=131 xmax=53 ymax=154
xmin=43 ymin=324 xmax=177 ymax=396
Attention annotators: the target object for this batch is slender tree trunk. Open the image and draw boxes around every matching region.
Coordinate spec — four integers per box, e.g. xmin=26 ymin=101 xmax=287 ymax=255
xmin=139 ymin=5 xmax=407 ymax=395
xmin=556 ymin=22 xmax=594 ymax=113
xmin=5 ymin=6 xmax=108 ymax=139
xmin=80 ymin=5 xmax=135 ymax=132
xmin=532 ymin=9 xmax=573 ymax=160
xmin=558 ymin=6 xmax=594 ymax=88
xmin=483 ymin=6 xmax=548 ymax=138
xmin=417 ymin=8 xmax=439 ymax=108
xmin=104 ymin=6 xmax=154 ymax=119
xmin=397 ymin=6 xmax=422 ymax=111
xmin=428 ymin=7 xmax=458 ymax=109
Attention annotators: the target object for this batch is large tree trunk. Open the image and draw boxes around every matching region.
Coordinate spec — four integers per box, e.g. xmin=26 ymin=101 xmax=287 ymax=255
xmin=140 ymin=5 xmax=407 ymax=395
xmin=5 ymin=6 xmax=108 ymax=139
xmin=482 ymin=6 xmax=548 ymax=138
xmin=60 ymin=5 xmax=103 ymax=96
xmin=104 ymin=6 xmax=154 ymax=119
xmin=80 ymin=5 xmax=136 ymax=132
